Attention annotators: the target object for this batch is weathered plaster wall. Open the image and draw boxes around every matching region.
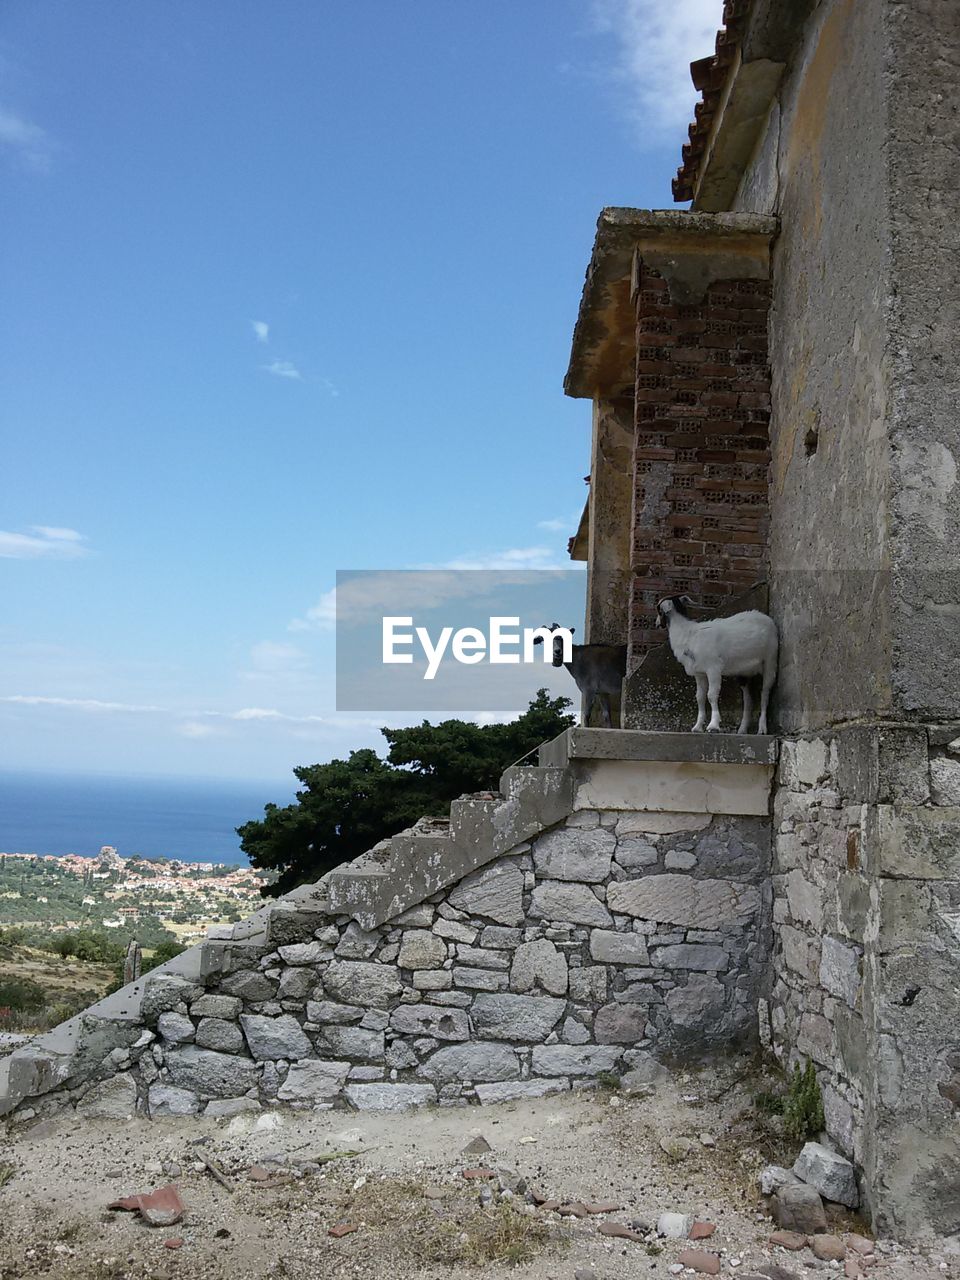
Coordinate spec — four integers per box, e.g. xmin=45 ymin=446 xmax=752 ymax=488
xmin=885 ymin=0 xmax=960 ymax=718
xmin=733 ymin=0 xmax=960 ymax=730
xmin=732 ymin=0 xmax=894 ymax=731
xmin=767 ymin=728 xmax=960 ymax=1241
xmin=2 ymin=806 xmax=771 ymax=1126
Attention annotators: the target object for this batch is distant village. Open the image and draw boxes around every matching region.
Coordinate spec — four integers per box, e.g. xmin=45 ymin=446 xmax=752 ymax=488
xmin=0 ymin=844 xmax=267 ymax=944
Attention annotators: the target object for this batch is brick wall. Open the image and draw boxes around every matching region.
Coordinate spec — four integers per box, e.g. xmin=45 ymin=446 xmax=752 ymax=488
xmin=629 ymin=266 xmax=771 ymax=668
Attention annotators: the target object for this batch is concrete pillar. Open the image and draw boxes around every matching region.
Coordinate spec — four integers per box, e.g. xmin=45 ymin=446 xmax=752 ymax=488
xmin=584 ymin=396 xmax=633 ymax=647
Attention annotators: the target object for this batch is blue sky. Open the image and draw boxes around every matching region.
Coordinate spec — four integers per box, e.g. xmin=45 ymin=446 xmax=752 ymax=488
xmin=0 ymin=0 xmax=719 ymax=783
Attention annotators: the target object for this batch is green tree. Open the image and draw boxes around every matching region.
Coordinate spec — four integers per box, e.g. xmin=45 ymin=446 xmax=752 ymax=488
xmin=239 ymin=689 xmax=574 ymax=896
xmin=144 ymin=939 xmax=187 ymax=971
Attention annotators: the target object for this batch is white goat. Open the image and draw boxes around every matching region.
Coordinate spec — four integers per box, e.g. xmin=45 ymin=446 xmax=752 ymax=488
xmin=655 ymin=595 xmax=778 ymax=734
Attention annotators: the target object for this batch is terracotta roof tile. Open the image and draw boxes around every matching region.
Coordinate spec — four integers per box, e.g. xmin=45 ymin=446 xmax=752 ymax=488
xmin=672 ymin=0 xmax=750 ymax=203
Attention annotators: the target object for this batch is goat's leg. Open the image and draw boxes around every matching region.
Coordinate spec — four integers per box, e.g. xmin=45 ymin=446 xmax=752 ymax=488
xmin=598 ymin=692 xmax=612 ymax=728
xmin=706 ymin=669 xmax=722 ymax=732
xmin=737 ymin=677 xmax=753 ymax=735
xmin=758 ymin=666 xmax=774 ymax=734
xmin=692 ymin=673 xmax=708 ymax=732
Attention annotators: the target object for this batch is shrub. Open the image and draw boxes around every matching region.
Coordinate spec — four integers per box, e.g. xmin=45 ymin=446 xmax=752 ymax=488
xmin=0 ymin=977 xmax=46 ymax=1013
xmin=783 ymin=1059 xmax=825 ymax=1141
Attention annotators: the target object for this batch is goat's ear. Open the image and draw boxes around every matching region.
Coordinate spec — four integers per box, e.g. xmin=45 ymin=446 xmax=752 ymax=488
xmin=531 ymin=635 xmax=543 ymax=645
xmin=570 ymin=627 xmax=575 ymax=636
xmin=679 ymin=594 xmax=695 ymax=608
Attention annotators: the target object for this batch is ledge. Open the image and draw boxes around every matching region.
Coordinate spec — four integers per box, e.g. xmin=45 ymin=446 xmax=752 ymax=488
xmin=539 ymin=727 xmax=778 ymax=768
xmin=564 ymin=208 xmax=778 ymax=399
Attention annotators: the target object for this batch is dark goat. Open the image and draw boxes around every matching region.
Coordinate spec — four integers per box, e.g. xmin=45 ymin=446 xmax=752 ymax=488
xmin=533 ymin=623 xmax=627 ymax=728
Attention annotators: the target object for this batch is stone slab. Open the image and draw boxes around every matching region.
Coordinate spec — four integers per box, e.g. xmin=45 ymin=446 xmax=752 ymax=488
xmin=607 ymin=874 xmax=760 ymax=929
xmin=531 ymin=1044 xmax=622 ymax=1076
xmin=344 ymin=1083 xmax=437 ymax=1111
xmin=474 ymin=1078 xmax=570 ymax=1103
xmin=470 ymin=993 xmax=566 ymax=1042
xmin=532 ymin=827 xmax=616 ymax=882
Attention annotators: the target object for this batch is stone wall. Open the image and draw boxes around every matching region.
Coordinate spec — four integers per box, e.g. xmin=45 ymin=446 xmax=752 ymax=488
xmin=6 ymin=804 xmax=771 ymax=1126
xmin=766 ymin=728 xmax=960 ymax=1240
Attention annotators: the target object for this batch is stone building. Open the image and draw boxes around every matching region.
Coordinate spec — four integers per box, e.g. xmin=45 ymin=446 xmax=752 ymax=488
xmin=1 ymin=0 xmax=957 ymax=1247
xmin=565 ymin=0 xmax=960 ymax=1241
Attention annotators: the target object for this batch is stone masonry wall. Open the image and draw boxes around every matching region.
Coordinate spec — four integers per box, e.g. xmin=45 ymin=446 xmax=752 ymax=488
xmin=10 ymin=807 xmax=770 ymax=1126
xmin=765 ymin=737 xmax=867 ymax=1156
xmin=767 ymin=727 xmax=960 ymax=1240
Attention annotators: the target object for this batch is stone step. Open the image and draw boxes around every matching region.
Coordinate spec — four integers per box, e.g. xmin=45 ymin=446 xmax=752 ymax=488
xmin=326 ymin=765 xmax=574 ymax=929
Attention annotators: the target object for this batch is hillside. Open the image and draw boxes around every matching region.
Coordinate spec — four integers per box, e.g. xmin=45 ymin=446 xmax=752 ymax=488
xmin=0 ymin=940 xmax=115 ymax=1038
xmin=0 ymin=849 xmax=267 ymax=950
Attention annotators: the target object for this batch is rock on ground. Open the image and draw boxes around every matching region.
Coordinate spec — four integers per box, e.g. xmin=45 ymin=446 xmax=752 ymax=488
xmin=793 ymin=1140 xmax=859 ymax=1208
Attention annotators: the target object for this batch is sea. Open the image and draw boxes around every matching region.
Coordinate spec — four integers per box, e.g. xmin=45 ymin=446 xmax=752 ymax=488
xmin=0 ymin=771 xmax=296 ymax=865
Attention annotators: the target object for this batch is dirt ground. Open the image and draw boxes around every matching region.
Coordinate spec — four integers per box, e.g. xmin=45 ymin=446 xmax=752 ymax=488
xmin=0 ymin=1060 xmax=955 ymax=1280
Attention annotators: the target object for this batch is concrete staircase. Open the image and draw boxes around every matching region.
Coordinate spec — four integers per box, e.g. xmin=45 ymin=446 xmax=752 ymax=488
xmin=324 ymin=764 xmax=574 ymax=929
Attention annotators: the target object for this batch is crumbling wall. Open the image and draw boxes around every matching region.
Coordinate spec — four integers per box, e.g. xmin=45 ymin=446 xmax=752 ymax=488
xmin=3 ymin=808 xmax=771 ymax=1125
xmin=767 ymin=728 xmax=960 ymax=1241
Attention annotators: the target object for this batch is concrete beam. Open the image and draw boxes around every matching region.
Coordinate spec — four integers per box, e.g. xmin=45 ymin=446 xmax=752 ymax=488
xmin=539 ymin=726 xmax=778 ymax=767
xmin=565 ymin=208 xmax=778 ymax=399
xmin=693 ymin=56 xmax=785 ymax=212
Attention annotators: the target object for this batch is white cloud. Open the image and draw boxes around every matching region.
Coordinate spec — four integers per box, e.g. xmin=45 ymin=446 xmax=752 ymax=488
xmin=0 ymin=693 xmax=332 ymax=729
xmin=176 ymin=720 xmax=223 ymax=739
xmin=0 ymin=526 xmax=89 ymax=560
xmin=0 ymin=695 xmax=161 ymax=712
xmin=289 ymin=552 xmax=585 ymax=633
xmin=30 ymin=525 xmax=84 ymax=543
xmin=427 ymin=547 xmax=570 ymax=571
xmin=250 ymin=319 xmax=270 ymax=344
xmin=590 ymin=0 xmax=721 ymax=139
xmin=247 ymin=640 xmax=308 ymax=674
xmin=289 ymin=587 xmax=338 ymax=633
xmin=226 ymin=707 xmax=324 ymax=723
xmin=263 ymin=359 xmax=302 ymax=381
xmin=0 ymin=107 xmax=52 ymax=171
